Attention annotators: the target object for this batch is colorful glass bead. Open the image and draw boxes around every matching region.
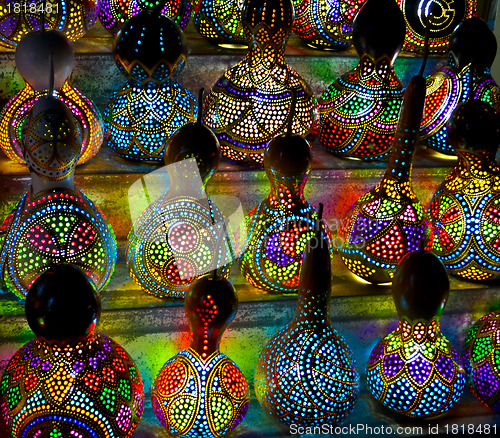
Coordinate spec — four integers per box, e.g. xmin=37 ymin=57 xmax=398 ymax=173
xmin=463 ymin=311 xmax=500 ymax=412
xmin=204 ymin=0 xmax=318 ymax=167
xmin=240 ymin=124 xmax=332 ymax=293
xmin=318 ymin=0 xmax=406 ymax=160
xmin=291 ymin=0 xmax=366 ymax=50
xmin=105 ymin=9 xmax=197 ymax=162
xmin=151 ymin=275 xmax=250 ymax=437
xmin=0 ymin=264 xmax=145 ymax=437
xmin=99 ymin=0 xmax=191 ymax=35
xmin=255 ymin=210 xmax=359 ymax=425
xmin=367 ymin=250 xmax=466 ymax=417
xmin=0 ymin=0 xmax=100 ymax=47
xmin=192 ymin=0 xmax=246 ymax=47
xmin=398 ymin=0 xmax=476 ymax=54
xmin=337 ymin=65 xmax=432 ymax=283
xmin=429 ymin=100 xmax=500 ymax=281
xmin=126 ymin=106 xmax=232 ymax=298
xmin=420 ymin=17 xmax=499 ymax=156
xmin=0 ymin=94 xmax=117 ymax=298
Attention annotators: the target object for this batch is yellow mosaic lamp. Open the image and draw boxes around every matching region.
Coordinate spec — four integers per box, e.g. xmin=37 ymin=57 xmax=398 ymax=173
xmin=203 ymin=0 xmax=318 ymax=167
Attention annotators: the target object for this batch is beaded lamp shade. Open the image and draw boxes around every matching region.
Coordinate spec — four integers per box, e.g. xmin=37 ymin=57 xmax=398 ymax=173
xmin=0 ymin=265 xmax=145 ymax=437
xmin=463 ymin=311 xmax=500 ymax=412
xmin=203 ymin=0 xmax=318 ymax=167
xmin=192 ymin=0 xmax=247 ymax=47
xmin=0 ymin=82 xmax=104 ymax=166
xmin=420 ymin=18 xmax=499 ymax=156
xmin=318 ymin=0 xmax=405 ymax=160
xmin=105 ymin=9 xmax=197 ymax=161
xmin=0 ymin=0 xmax=100 ymax=47
xmin=429 ymin=100 xmax=500 ymax=282
xmin=291 ymin=0 xmax=366 ymax=50
xmin=240 ymin=124 xmax=333 ymax=293
xmin=99 ymin=0 xmax=191 ymax=35
xmin=367 ymin=251 xmax=466 ymax=417
xmin=255 ymin=211 xmax=359 ymax=426
xmin=337 ymin=64 xmax=432 ymax=284
xmin=398 ymin=0 xmax=476 ymax=54
xmin=151 ymin=276 xmax=250 ymax=437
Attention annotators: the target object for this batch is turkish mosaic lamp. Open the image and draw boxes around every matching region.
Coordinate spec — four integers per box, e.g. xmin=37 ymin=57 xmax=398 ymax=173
xmin=99 ymin=0 xmax=191 ymax=35
xmin=291 ymin=0 xmax=366 ymax=50
xmin=240 ymin=114 xmax=332 ymax=293
xmin=0 ymin=264 xmax=145 ymax=437
xmin=337 ymin=54 xmax=432 ymax=284
xmin=192 ymin=0 xmax=246 ymax=47
xmin=255 ymin=206 xmax=359 ymax=426
xmin=126 ymin=95 xmax=232 ymax=298
xmin=420 ymin=17 xmax=499 ymax=156
xmin=398 ymin=0 xmax=476 ymax=54
xmin=0 ymin=29 xmax=104 ymax=166
xmin=428 ymin=100 xmax=500 ymax=282
xmin=0 ymin=0 xmax=100 ymax=47
xmin=151 ymin=274 xmax=250 ymax=437
xmin=0 ymin=92 xmax=117 ymax=298
xmin=463 ymin=311 xmax=500 ymax=412
xmin=318 ymin=0 xmax=406 ymax=160
xmin=203 ymin=0 xmax=318 ymax=167
xmin=104 ymin=6 xmax=197 ymax=161
xmin=367 ymin=250 xmax=466 ymax=417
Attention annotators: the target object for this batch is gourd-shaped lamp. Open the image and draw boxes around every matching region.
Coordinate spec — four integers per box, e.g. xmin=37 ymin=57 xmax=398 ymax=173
xmin=0 ymin=28 xmax=104 ymax=166
xmin=318 ymin=0 xmax=406 ymax=160
xmin=337 ymin=53 xmax=432 ymax=284
xmin=291 ymin=0 xmax=366 ymax=50
xmin=192 ymin=0 xmax=247 ymax=48
xmin=367 ymin=250 xmax=466 ymax=417
xmin=0 ymin=92 xmax=117 ymax=298
xmin=0 ymin=264 xmax=145 ymax=437
xmin=254 ymin=207 xmax=359 ymax=426
xmin=240 ymin=109 xmax=332 ymax=292
xmin=428 ymin=100 xmax=500 ymax=281
xmin=398 ymin=0 xmax=476 ymax=54
xmin=151 ymin=274 xmax=250 ymax=437
xmin=105 ymin=5 xmax=197 ymax=161
xmin=203 ymin=0 xmax=318 ymax=167
xmin=463 ymin=311 xmax=500 ymax=412
xmin=420 ymin=17 xmax=499 ymax=156
xmin=0 ymin=0 xmax=100 ymax=47
xmin=99 ymin=0 xmax=191 ymax=35
xmin=126 ymin=91 xmax=232 ymax=298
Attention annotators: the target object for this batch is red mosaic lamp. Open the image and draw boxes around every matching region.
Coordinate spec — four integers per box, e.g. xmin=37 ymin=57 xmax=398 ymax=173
xmin=0 ymin=264 xmax=145 ymax=437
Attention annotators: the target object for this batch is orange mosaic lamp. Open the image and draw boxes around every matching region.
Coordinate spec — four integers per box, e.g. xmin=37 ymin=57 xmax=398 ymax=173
xmin=151 ymin=274 xmax=250 ymax=437
xmin=203 ymin=0 xmax=318 ymax=167
xmin=0 ymin=0 xmax=100 ymax=47
xmin=398 ymin=0 xmax=476 ymax=54
xmin=0 ymin=264 xmax=145 ymax=437
xmin=318 ymin=0 xmax=406 ymax=160
xmin=429 ymin=100 xmax=500 ymax=281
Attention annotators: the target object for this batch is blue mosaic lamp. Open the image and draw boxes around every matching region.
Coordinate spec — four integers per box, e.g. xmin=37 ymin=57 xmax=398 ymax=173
xmin=367 ymin=250 xmax=466 ymax=417
xmin=105 ymin=4 xmax=197 ymax=162
xmin=254 ymin=206 xmax=359 ymax=426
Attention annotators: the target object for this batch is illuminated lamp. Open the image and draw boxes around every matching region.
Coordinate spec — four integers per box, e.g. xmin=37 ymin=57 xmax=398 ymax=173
xmin=254 ymin=207 xmax=359 ymax=426
xmin=318 ymin=0 xmax=406 ymax=160
xmin=420 ymin=17 xmax=499 ymax=156
xmin=151 ymin=274 xmax=250 ymax=437
xmin=367 ymin=250 xmax=466 ymax=417
xmin=0 ymin=93 xmax=117 ymax=298
xmin=428 ymin=100 xmax=500 ymax=281
xmin=105 ymin=6 xmax=197 ymax=162
xmin=0 ymin=264 xmax=144 ymax=437
xmin=203 ymin=0 xmax=318 ymax=167
xmin=291 ymin=0 xmax=366 ymax=50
